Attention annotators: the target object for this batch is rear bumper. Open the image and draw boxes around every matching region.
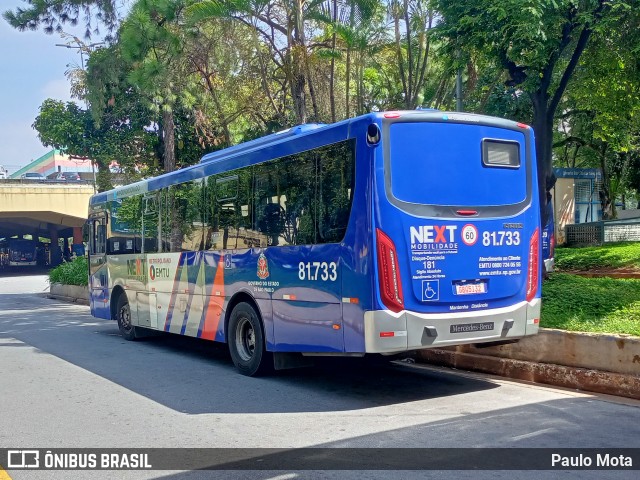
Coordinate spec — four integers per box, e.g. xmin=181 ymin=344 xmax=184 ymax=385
xmin=364 ymin=299 xmax=541 ymax=353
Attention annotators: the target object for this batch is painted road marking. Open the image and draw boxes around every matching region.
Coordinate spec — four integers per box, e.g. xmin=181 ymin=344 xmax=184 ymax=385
xmin=0 ymin=465 xmax=13 ymax=480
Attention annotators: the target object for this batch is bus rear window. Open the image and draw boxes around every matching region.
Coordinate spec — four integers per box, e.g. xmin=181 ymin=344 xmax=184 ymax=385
xmin=482 ymin=139 xmax=519 ymax=167
xmin=388 ymin=122 xmax=527 ymax=207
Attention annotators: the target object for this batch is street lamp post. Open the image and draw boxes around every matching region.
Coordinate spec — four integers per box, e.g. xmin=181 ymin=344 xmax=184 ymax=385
xmin=55 ymin=37 xmax=104 ymax=193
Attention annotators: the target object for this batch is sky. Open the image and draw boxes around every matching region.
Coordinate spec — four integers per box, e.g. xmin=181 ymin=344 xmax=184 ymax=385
xmin=0 ymin=1 xmax=129 ymax=174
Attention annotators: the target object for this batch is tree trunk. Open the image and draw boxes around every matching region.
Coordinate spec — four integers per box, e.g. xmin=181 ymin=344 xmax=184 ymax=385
xmin=329 ymin=0 xmax=337 ymax=122
xmin=598 ymin=146 xmax=614 ymax=220
xmin=291 ymin=0 xmax=307 ymax=124
xmin=531 ymin=91 xmax=555 ymax=228
xmin=162 ymin=109 xmax=176 ymax=173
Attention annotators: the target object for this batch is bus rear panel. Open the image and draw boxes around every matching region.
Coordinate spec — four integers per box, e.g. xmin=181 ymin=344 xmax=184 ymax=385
xmin=8 ymin=239 xmax=38 ymax=267
xmin=364 ymin=113 xmax=540 ymax=353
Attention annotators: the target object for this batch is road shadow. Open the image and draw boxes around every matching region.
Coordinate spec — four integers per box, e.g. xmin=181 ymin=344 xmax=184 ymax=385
xmin=0 ymin=266 xmax=51 ymax=278
xmin=0 ymin=293 xmax=499 ymax=415
xmin=148 ymin=395 xmax=640 ymax=479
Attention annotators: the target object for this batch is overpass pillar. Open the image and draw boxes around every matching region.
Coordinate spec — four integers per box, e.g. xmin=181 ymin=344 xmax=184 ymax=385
xmin=73 ymin=227 xmax=83 ymax=244
xmin=49 ymin=228 xmax=62 ymax=266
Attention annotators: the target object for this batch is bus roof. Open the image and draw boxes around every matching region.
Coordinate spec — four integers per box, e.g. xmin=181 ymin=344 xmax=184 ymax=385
xmin=199 ymin=124 xmax=326 ymax=165
xmin=90 ymin=111 xmax=528 ymax=206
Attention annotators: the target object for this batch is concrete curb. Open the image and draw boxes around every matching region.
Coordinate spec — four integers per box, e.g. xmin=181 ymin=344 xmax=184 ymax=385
xmin=417 ymin=328 xmax=640 ymax=400
xmin=48 ymin=283 xmax=90 ymax=306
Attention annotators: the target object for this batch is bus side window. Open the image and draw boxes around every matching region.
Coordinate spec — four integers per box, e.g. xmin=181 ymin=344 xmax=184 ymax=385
xmin=317 ymin=139 xmax=356 ymax=243
xmin=254 ymin=154 xmax=315 ymax=246
xmin=93 ymin=220 xmax=106 ymax=254
xmin=142 ymin=194 xmax=159 ymax=253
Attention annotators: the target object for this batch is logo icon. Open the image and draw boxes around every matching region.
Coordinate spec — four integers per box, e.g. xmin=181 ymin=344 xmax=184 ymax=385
xmin=7 ymin=450 xmax=39 ymax=468
xmin=149 ymin=265 xmax=156 ymax=280
xmin=422 ymin=280 xmax=440 ymax=301
xmin=257 ymin=253 xmax=269 ymax=279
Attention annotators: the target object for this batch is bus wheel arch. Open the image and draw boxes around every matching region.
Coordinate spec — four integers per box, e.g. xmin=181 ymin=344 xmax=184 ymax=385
xmin=111 ymin=287 xmax=136 ymax=341
xmin=110 ymin=286 xmax=126 ymax=320
xmin=225 ymin=293 xmax=272 ymax=376
xmin=224 ymin=292 xmax=264 ymax=343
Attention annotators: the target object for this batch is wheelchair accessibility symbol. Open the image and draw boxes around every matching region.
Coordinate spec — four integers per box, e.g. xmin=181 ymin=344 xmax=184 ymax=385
xmin=422 ymin=280 xmax=440 ymax=301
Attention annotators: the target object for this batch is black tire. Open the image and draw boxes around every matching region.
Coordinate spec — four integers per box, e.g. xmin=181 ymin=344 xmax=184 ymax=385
xmin=228 ymin=302 xmax=272 ymax=376
xmin=116 ymin=293 xmax=136 ymax=341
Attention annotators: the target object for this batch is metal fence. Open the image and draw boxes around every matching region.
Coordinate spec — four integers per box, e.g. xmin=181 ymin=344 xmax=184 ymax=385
xmin=565 ymin=217 xmax=640 ymax=246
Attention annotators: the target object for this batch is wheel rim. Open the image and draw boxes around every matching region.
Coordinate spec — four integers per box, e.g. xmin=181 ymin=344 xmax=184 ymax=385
xmin=235 ymin=316 xmax=256 ymax=362
xmin=119 ymin=304 xmax=132 ymax=332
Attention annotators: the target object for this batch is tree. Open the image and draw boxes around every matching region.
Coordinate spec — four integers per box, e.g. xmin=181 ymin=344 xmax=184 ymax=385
xmin=435 ymin=0 xmax=623 ymax=225
xmin=32 ymin=95 xmax=159 ymax=191
xmin=387 ymin=0 xmax=435 ymax=109
xmin=554 ymin=8 xmax=640 ymax=219
xmin=3 ymin=0 xmax=119 ymax=37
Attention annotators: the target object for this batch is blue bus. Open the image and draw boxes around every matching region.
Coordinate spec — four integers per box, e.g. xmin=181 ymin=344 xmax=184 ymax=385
xmin=7 ymin=238 xmax=38 ymax=267
xmin=87 ymin=111 xmax=542 ymax=376
xmin=542 ymin=202 xmax=555 ymax=272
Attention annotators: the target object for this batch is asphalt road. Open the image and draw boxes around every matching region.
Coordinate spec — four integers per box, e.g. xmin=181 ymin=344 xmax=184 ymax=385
xmin=1 ymin=272 xmax=639 ymax=480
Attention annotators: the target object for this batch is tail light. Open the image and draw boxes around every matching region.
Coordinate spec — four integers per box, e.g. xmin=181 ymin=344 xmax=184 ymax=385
xmin=526 ymin=227 xmax=540 ymax=302
xmin=376 ymin=228 xmax=404 ymax=312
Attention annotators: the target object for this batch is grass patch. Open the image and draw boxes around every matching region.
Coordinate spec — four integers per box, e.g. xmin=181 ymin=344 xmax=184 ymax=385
xmin=49 ymin=256 xmax=89 ymax=286
xmin=541 ymin=273 xmax=640 ymax=336
xmin=555 ymin=242 xmax=640 ymax=271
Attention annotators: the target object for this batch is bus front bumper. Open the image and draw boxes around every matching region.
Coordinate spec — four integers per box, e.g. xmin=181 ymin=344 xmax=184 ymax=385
xmin=364 ymin=299 xmax=541 ymax=354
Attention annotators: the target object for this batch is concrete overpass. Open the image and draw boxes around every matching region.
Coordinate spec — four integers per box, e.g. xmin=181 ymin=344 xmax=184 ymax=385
xmin=0 ymin=179 xmax=94 ymax=263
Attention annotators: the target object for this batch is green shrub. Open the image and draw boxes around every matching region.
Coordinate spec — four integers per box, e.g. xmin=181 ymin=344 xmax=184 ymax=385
xmin=542 ymin=273 xmax=640 ymax=336
xmin=49 ymin=256 xmax=89 ymax=286
xmin=555 ymin=242 xmax=640 ymax=271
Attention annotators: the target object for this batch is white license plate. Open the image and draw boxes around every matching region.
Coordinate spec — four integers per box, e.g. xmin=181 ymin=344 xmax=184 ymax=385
xmin=455 ymin=283 xmax=486 ymax=295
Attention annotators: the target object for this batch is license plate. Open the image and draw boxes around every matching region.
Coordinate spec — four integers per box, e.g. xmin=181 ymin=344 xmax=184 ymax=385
xmin=455 ymin=283 xmax=486 ymax=295
xmin=450 ymin=322 xmax=494 ymax=334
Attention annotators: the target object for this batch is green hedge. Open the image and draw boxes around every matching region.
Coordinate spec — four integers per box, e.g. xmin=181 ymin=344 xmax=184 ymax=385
xmin=49 ymin=256 xmax=89 ymax=286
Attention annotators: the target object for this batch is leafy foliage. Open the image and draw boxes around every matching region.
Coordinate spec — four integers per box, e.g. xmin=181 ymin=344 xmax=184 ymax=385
xmin=2 ymin=0 xmax=119 ymax=38
xmin=49 ymin=256 xmax=89 ymax=286
xmin=6 ymin=0 xmax=640 ymax=210
xmin=542 ymin=273 xmax=640 ymax=336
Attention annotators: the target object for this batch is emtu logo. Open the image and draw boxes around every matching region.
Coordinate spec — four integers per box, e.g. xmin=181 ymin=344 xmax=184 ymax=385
xmin=149 ymin=265 xmax=171 ymax=281
xmin=410 ymin=225 xmax=457 ymax=244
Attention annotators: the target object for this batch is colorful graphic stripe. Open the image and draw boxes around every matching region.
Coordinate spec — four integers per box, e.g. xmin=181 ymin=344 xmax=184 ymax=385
xmin=199 ymin=254 xmax=225 ymax=340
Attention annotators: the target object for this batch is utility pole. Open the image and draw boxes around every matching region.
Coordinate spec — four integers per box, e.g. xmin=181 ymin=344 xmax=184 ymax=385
xmin=55 ymin=36 xmax=104 ymax=193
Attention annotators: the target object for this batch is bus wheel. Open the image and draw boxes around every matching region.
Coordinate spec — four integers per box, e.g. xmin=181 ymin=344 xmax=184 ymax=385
xmin=228 ymin=302 xmax=272 ymax=376
xmin=116 ymin=294 xmax=136 ymax=341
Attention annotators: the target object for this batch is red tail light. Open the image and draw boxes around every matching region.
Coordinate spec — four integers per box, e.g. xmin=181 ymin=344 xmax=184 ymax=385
xmin=526 ymin=228 xmax=540 ymax=302
xmin=376 ymin=228 xmax=404 ymax=312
